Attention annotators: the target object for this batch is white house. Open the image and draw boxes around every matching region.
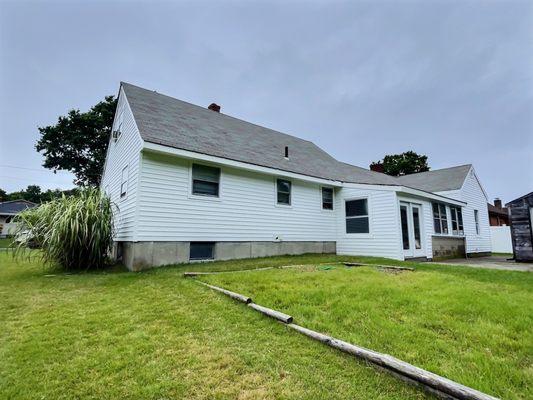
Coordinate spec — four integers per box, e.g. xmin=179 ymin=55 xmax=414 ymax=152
xmin=0 ymin=200 xmax=36 ymax=237
xmin=101 ymin=83 xmax=491 ymax=271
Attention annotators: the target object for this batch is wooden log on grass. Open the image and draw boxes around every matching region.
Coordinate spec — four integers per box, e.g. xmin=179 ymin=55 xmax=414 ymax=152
xmin=286 ymin=324 xmax=498 ymax=400
xmin=196 ymin=281 xmax=252 ymax=304
xmin=248 ymin=303 xmax=293 ymax=324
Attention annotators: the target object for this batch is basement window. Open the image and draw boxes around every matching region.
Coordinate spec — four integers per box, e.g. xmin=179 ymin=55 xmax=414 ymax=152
xmin=345 ymin=199 xmax=369 ymax=233
xmin=190 ymin=242 xmax=215 ymax=261
xmin=192 ymin=164 xmax=220 ymax=197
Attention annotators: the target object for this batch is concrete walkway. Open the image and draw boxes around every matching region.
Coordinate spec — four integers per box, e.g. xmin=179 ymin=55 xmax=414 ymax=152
xmin=430 ymin=255 xmax=532 ymax=272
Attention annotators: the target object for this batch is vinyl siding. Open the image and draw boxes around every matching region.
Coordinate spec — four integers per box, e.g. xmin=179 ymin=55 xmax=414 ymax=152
xmin=100 ymin=88 xmax=143 ymax=240
xmin=436 ymin=169 xmax=491 ymax=254
xmin=336 ymin=187 xmax=402 ymax=260
xmin=397 ymin=195 xmax=433 ymax=258
xmin=136 ymin=152 xmax=337 ymax=242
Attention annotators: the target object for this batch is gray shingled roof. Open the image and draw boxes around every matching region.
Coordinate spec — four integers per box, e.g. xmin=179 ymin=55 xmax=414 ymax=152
xmin=395 ymin=164 xmax=472 ymax=192
xmin=122 ymin=82 xmax=468 ymax=191
xmin=0 ymin=200 xmax=36 ymax=215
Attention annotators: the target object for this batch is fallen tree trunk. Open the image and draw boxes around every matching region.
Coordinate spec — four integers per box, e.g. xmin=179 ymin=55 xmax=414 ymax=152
xmin=286 ymin=324 xmax=498 ymax=400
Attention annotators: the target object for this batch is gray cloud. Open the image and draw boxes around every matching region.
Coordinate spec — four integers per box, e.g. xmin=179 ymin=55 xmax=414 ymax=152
xmin=1 ymin=0 xmax=531 ymax=202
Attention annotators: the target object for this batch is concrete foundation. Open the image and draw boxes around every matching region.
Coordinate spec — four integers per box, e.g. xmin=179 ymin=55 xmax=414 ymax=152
xmin=119 ymin=240 xmax=336 ymax=271
xmin=432 ymin=236 xmax=466 ymax=260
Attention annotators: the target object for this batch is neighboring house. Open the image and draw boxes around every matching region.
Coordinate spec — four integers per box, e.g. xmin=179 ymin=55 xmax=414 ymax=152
xmin=506 ymin=192 xmax=533 ymax=262
xmin=101 ymin=82 xmax=492 ymax=271
xmin=0 ymin=200 xmax=36 ymax=237
xmin=488 ymin=198 xmax=509 ymax=226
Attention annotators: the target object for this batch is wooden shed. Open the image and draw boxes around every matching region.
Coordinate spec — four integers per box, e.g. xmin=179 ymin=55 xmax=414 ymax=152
xmin=506 ymin=192 xmax=533 ymax=262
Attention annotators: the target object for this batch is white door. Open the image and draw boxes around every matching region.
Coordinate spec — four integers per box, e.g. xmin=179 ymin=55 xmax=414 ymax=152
xmin=400 ymin=202 xmax=425 ymax=258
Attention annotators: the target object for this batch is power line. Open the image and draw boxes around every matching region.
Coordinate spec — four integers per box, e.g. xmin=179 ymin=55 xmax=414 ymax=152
xmin=0 ymin=164 xmax=72 ymax=174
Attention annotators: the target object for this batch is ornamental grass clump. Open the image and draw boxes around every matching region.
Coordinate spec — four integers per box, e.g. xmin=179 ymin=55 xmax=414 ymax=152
xmin=14 ymin=188 xmax=114 ymax=270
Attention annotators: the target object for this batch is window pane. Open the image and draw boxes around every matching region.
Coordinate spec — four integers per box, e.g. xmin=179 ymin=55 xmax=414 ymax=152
xmin=192 ymin=164 xmax=220 ymax=182
xmin=277 ymin=192 xmax=290 ymax=205
xmin=322 ymin=188 xmax=333 ymax=210
xmin=277 ymin=179 xmax=291 ymax=193
xmin=413 ymin=207 xmax=421 ymax=249
xmin=400 ymin=206 xmax=409 ymax=250
xmin=193 ymin=180 xmax=219 ymax=196
xmin=434 ymin=218 xmax=442 ymax=234
xmin=190 ymin=242 xmax=214 ymax=260
xmin=346 ymin=199 xmax=367 ymax=217
xmin=277 ymin=179 xmax=291 ymax=205
xmin=346 ymin=217 xmax=369 ymax=233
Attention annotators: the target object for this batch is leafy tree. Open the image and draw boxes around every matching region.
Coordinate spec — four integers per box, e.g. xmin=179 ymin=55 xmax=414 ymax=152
xmin=372 ymin=151 xmax=430 ymax=176
xmin=2 ymin=185 xmax=78 ymax=203
xmin=36 ymin=96 xmax=117 ymax=186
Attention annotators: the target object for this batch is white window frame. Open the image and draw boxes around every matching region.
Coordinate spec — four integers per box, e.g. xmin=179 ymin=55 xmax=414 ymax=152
xmin=474 ymin=209 xmax=480 ymax=235
xmin=432 ymin=202 xmax=449 ymax=235
xmin=120 ymin=165 xmax=129 ymax=199
xmin=275 ymin=178 xmax=292 ymax=207
xmin=449 ymin=206 xmax=464 ymax=236
xmin=188 ymin=161 xmax=222 ymax=201
xmin=321 ymin=186 xmax=334 ymax=211
xmin=344 ymin=196 xmax=371 ymax=236
xmin=113 ymin=110 xmax=124 ymax=143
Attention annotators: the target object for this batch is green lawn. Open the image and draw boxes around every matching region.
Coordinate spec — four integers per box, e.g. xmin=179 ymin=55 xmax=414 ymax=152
xmin=203 ymin=261 xmax=533 ymax=400
xmin=0 ymin=252 xmax=430 ymax=400
xmin=1 ymin=252 xmax=531 ymax=399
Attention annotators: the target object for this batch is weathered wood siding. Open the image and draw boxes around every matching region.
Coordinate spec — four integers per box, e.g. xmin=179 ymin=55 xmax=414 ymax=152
xmin=508 ymin=194 xmax=533 ymax=261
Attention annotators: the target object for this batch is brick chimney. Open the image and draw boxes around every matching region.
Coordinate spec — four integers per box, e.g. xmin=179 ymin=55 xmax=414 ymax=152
xmin=370 ymin=162 xmax=384 ymax=173
xmin=494 ymin=198 xmax=502 ymax=209
xmin=208 ymin=103 xmax=221 ymax=112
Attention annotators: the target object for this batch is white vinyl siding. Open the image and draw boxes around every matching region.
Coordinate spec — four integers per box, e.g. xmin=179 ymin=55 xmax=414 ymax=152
xmin=336 ymin=187 xmax=402 ymax=260
xmin=136 ymin=152 xmax=337 ymax=242
xmin=99 ymin=88 xmax=143 ymax=241
xmin=436 ymin=168 xmax=491 ymax=254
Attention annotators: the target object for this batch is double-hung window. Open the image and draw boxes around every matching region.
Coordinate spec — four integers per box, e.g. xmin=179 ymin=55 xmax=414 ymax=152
xmin=345 ymin=199 xmax=369 ymax=233
xmin=277 ymin=179 xmax=291 ymax=205
xmin=120 ymin=166 xmax=128 ymax=198
xmin=450 ymin=206 xmax=464 ymax=235
xmin=192 ymin=164 xmax=220 ymax=197
xmin=432 ymin=203 xmax=448 ymax=234
xmin=322 ymin=187 xmax=333 ymax=210
xmin=474 ymin=210 xmax=480 ymax=234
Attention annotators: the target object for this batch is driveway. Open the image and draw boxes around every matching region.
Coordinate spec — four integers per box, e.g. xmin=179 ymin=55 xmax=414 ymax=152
xmin=430 ymin=255 xmax=532 ymax=272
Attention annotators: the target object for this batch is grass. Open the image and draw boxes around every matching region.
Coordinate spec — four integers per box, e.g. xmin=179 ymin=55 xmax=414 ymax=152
xmin=1 ymin=252 xmax=531 ymax=399
xmin=0 ymin=237 xmax=13 ymax=248
xmin=0 ymin=252 xmax=430 ymax=400
xmin=202 ymin=260 xmax=533 ymax=400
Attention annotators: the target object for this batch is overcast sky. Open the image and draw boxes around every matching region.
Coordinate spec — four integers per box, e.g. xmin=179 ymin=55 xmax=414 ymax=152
xmin=0 ymin=0 xmax=531 ymax=202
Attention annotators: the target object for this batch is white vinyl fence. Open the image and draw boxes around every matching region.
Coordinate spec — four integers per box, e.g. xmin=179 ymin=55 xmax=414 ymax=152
xmin=490 ymin=226 xmax=513 ymax=253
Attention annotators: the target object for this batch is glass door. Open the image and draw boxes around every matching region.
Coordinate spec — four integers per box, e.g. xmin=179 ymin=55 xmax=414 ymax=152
xmin=400 ymin=202 xmax=425 ymax=258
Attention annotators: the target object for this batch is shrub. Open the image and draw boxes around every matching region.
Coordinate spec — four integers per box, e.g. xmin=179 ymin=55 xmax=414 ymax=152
xmin=13 ymin=188 xmax=114 ymax=270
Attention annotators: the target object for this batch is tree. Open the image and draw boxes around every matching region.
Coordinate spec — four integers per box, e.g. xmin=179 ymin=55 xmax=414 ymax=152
xmin=36 ymin=96 xmax=117 ymax=186
xmin=0 ymin=188 xmax=7 ymax=202
xmin=371 ymin=151 xmax=430 ymax=176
